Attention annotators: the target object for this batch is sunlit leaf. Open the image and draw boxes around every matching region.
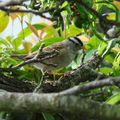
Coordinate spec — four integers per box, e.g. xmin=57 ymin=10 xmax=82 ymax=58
xmin=10 ymin=6 xmax=26 ymax=22
xmin=114 ymin=1 xmax=120 ymax=9
xmin=98 ymin=67 xmax=112 ymax=74
xmin=0 ymin=38 xmax=11 ymax=47
xmin=113 ymin=52 xmax=120 ymax=76
xmin=18 ymin=23 xmax=59 ymax=41
xmin=10 ymin=6 xmax=19 ymax=21
xmin=65 ymin=25 xmax=83 ymax=37
xmin=32 ymin=37 xmax=64 ymax=52
xmin=78 ymin=35 xmax=89 ymax=42
xmin=22 ymin=41 xmax=31 ymax=54
xmin=106 ymin=92 xmax=120 ymax=104
xmin=6 ymin=36 xmax=23 ymax=50
xmin=61 ymin=1 xmax=68 ymax=8
xmin=105 ymin=53 xmax=116 ymax=63
xmin=112 ymin=46 xmax=120 ymax=52
xmin=102 ymin=38 xmax=120 ymax=57
xmin=106 ymin=13 xmax=116 ymax=20
xmin=98 ymin=42 xmax=107 ymax=56
xmin=96 ymin=1 xmax=118 ymax=11
xmin=10 ymin=13 xmax=18 ymax=21
xmin=25 ymin=21 xmax=39 ymax=37
xmin=39 ymin=22 xmax=56 ymax=39
xmin=88 ymin=35 xmax=103 ymax=47
xmin=0 ymin=11 xmax=9 ymax=32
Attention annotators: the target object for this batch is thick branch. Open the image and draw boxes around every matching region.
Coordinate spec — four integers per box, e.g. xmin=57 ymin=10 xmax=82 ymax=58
xmin=0 ymin=91 xmax=119 ymax=120
xmin=0 ymin=73 xmax=36 ymax=92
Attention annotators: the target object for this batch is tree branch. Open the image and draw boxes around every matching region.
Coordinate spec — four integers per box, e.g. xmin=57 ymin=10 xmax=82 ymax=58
xmin=0 ymin=73 xmax=36 ymax=92
xmin=59 ymin=77 xmax=120 ymax=96
xmin=40 ymin=53 xmax=105 ymax=93
xmin=0 ymin=0 xmax=28 ymax=6
xmin=0 ymin=91 xmax=119 ymax=120
xmin=0 ymin=0 xmax=64 ymax=20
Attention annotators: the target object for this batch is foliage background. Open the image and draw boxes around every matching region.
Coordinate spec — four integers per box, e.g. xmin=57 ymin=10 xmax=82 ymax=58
xmin=0 ymin=0 xmax=120 ymax=120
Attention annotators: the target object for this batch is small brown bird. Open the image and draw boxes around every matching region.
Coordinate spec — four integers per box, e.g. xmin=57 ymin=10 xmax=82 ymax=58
xmin=24 ymin=36 xmax=85 ymax=75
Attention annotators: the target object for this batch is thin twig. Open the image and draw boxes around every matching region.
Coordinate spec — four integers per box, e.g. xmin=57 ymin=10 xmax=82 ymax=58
xmin=33 ymin=73 xmax=46 ymax=93
xmin=0 ymin=0 xmax=64 ymax=20
xmin=0 ymin=44 xmax=59 ymax=72
xmin=58 ymin=77 xmax=120 ymax=96
xmin=82 ymin=91 xmax=105 ymax=98
xmin=0 ymin=0 xmax=28 ymax=6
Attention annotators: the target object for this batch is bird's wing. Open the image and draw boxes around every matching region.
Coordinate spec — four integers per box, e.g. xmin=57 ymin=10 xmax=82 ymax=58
xmin=25 ymin=42 xmax=64 ymax=59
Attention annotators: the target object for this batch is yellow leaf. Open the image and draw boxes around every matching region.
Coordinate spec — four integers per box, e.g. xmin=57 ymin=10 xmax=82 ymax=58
xmin=26 ymin=21 xmax=39 ymax=37
xmin=114 ymin=1 xmax=120 ymax=9
xmin=39 ymin=22 xmax=56 ymax=39
xmin=10 ymin=13 xmax=18 ymax=21
xmin=10 ymin=6 xmax=19 ymax=21
xmin=30 ymin=38 xmax=38 ymax=44
xmin=22 ymin=41 xmax=31 ymax=54
xmin=78 ymin=35 xmax=89 ymax=42
xmin=112 ymin=46 xmax=120 ymax=52
xmin=42 ymin=33 xmax=53 ymax=39
xmin=0 ymin=11 xmax=9 ymax=32
xmin=106 ymin=13 xmax=116 ymax=20
xmin=24 ymin=66 xmax=35 ymax=71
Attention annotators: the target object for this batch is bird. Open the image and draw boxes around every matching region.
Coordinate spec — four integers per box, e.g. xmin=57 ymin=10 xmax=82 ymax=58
xmin=24 ymin=36 xmax=86 ymax=75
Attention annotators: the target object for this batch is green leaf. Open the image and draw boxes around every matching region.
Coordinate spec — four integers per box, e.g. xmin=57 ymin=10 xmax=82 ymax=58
xmin=96 ymin=1 xmax=119 ymax=11
xmin=6 ymin=36 xmax=23 ymax=50
xmin=102 ymin=38 xmax=120 ymax=57
xmin=88 ymin=34 xmax=103 ymax=47
xmin=18 ymin=23 xmax=59 ymax=41
xmin=32 ymin=37 xmax=65 ymax=52
xmin=98 ymin=42 xmax=107 ymax=55
xmin=0 ymin=11 xmax=9 ymax=32
xmin=65 ymin=25 xmax=83 ymax=37
xmin=0 ymin=56 xmax=18 ymax=68
xmin=81 ymin=48 xmax=97 ymax=62
xmin=105 ymin=51 xmax=116 ymax=63
xmin=61 ymin=1 xmax=68 ymax=8
xmin=106 ymin=92 xmax=120 ymax=104
xmin=113 ymin=52 xmax=120 ymax=76
xmin=42 ymin=113 xmax=55 ymax=120
xmin=98 ymin=67 xmax=112 ymax=74
xmin=95 ymin=1 xmax=120 ymax=22
xmin=0 ymin=37 xmax=11 ymax=47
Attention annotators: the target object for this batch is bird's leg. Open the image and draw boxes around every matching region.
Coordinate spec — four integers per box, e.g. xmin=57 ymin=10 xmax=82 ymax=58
xmin=47 ymin=71 xmax=73 ymax=76
xmin=47 ymin=71 xmax=64 ymax=76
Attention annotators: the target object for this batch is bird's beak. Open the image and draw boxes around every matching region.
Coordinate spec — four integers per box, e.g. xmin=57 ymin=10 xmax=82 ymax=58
xmin=80 ymin=46 xmax=86 ymax=49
